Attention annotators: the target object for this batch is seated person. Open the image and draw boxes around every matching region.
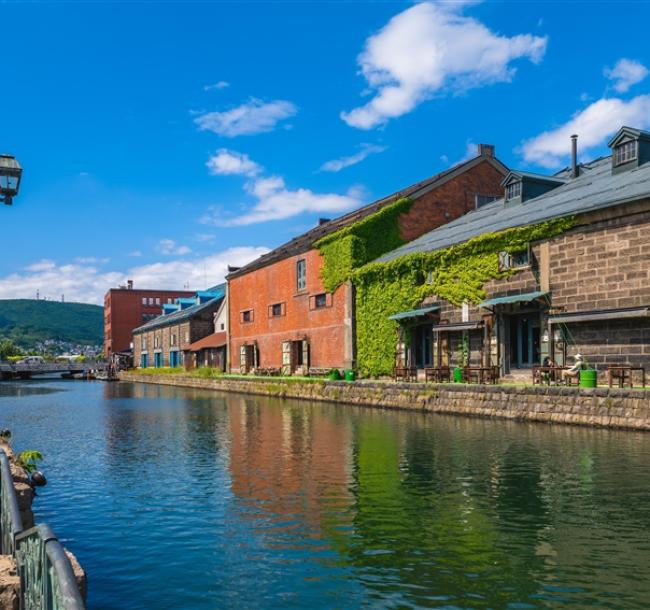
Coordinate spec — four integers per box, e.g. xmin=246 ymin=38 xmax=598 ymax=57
xmin=540 ymin=356 xmax=556 ymax=383
xmin=562 ymin=354 xmax=584 ymax=382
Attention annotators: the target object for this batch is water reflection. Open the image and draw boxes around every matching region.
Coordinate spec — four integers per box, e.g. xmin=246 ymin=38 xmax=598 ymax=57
xmin=0 ymin=380 xmax=649 ymax=609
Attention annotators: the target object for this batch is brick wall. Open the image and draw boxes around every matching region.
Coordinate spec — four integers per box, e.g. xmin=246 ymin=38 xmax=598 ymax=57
xmin=228 ymin=248 xmax=352 ymax=372
xmin=399 ymin=160 xmax=505 ymax=242
xmin=419 ymin=200 xmax=650 ymax=372
xmin=133 ymin=305 xmax=219 ymax=368
xmin=228 ymin=158 xmax=507 ymax=373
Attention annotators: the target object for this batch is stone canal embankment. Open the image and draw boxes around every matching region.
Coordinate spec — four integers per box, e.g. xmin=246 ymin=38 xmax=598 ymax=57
xmin=119 ymin=372 xmax=650 ymax=431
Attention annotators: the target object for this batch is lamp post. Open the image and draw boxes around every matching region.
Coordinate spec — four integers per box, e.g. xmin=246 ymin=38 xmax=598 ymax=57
xmin=0 ymin=154 xmax=22 ymax=205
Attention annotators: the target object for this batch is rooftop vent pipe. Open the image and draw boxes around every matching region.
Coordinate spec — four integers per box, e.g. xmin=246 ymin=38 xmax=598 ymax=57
xmin=318 ymin=218 xmax=331 ymax=226
xmin=571 ymin=134 xmax=579 ymax=178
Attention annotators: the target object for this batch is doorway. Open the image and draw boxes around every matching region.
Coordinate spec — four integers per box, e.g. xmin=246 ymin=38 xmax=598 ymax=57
xmin=412 ymin=325 xmax=433 ymax=368
xmin=508 ymin=313 xmax=540 ymax=368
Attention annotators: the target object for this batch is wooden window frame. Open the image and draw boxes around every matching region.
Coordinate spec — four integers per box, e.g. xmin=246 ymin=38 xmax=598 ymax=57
xmin=268 ymin=302 xmax=286 ymax=318
xmin=309 ymin=293 xmax=333 ymax=310
xmin=296 ymin=259 xmax=307 ymax=292
xmin=240 ymin=309 xmax=254 ymax=324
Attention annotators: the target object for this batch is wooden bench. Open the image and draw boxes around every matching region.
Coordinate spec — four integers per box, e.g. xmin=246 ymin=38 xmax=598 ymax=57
xmin=394 ymin=367 xmax=418 ymax=382
xmin=308 ymin=367 xmax=333 ymax=377
xmin=424 ymin=367 xmax=451 ymax=383
xmin=608 ymin=365 xmax=646 ymax=388
xmin=254 ymin=367 xmax=281 ymax=377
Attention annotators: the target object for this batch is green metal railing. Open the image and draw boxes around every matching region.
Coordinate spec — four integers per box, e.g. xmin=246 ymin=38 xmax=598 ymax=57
xmin=15 ymin=525 xmax=85 ymax=610
xmin=0 ymin=450 xmax=23 ymax=555
xmin=0 ymin=449 xmax=85 ymax=610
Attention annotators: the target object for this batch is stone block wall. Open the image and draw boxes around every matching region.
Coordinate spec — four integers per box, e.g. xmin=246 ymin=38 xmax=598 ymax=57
xmin=120 ymin=372 xmax=650 ymax=432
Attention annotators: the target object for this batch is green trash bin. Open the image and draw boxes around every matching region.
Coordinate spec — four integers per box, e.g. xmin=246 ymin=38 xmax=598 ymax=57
xmin=344 ymin=369 xmax=356 ymax=382
xmin=328 ymin=368 xmax=341 ymax=381
xmin=580 ymin=369 xmax=597 ymax=388
xmin=453 ymin=367 xmax=464 ymax=383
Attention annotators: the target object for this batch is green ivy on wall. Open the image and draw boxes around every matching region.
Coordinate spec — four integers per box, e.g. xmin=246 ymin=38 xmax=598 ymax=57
xmin=353 ymin=217 xmax=576 ymax=377
xmin=315 ymin=197 xmax=414 ymax=292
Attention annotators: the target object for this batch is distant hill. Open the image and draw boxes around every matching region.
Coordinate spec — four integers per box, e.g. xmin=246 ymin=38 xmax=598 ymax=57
xmin=0 ymin=299 xmax=103 ymax=346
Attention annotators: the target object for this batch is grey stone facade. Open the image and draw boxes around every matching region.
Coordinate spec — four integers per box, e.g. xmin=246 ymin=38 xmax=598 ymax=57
xmin=423 ymin=199 xmax=650 ymax=374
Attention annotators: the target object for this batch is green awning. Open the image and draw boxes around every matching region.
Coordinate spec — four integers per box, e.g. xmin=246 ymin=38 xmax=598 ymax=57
xmin=480 ymin=291 xmax=548 ymax=308
xmin=388 ymin=305 xmax=440 ymax=321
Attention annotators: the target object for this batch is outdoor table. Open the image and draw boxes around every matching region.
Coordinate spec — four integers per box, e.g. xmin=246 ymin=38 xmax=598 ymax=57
xmin=394 ymin=367 xmax=418 ymax=382
xmin=462 ymin=367 xmax=496 ymax=384
xmin=424 ymin=367 xmax=451 ymax=383
xmin=532 ymin=366 xmax=564 ymax=385
xmin=608 ymin=365 xmax=646 ymax=388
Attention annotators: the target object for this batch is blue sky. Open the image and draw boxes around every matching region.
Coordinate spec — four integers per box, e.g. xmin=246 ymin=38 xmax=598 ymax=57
xmin=2 ymin=0 xmax=650 ymax=303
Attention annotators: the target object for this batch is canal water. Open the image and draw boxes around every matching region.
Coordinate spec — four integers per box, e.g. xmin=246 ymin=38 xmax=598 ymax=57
xmin=1 ymin=380 xmax=650 ymax=609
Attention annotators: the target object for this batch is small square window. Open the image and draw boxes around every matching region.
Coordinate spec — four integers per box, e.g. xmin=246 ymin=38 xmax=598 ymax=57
xmin=242 ymin=310 xmax=253 ymax=323
xmin=296 ymin=259 xmax=306 ymax=292
xmin=511 ymin=250 xmax=530 ymax=267
xmin=614 ymin=140 xmax=637 ymax=166
xmin=505 ymin=181 xmax=521 ymax=201
xmin=270 ymin=303 xmax=283 ymax=317
xmin=314 ymin=293 xmax=327 ymax=308
xmin=141 ymin=297 xmax=147 ymax=305
xmin=155 ymin=297 xmax=161 ymax=305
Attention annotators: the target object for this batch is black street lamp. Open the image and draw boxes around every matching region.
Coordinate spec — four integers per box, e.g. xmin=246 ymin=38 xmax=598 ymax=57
xmin=0 ymin=154 xmax=22 ymax=205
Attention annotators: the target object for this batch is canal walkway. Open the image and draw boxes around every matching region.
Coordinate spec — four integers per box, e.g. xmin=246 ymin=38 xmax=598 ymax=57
xmin=119 ymin=371 xmax=650 ymax=431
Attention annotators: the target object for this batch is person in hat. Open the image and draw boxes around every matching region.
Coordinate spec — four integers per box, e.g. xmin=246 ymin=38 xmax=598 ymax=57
xmin=562 ymin=353 xmax=584 ymax=383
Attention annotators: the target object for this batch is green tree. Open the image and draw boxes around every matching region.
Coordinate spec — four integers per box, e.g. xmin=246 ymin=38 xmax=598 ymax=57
xmin=0 ymin=339 xmax=22 ymax=360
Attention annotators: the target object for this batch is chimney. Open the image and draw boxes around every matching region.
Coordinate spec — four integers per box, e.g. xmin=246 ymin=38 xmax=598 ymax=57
xmin=227 ymin=265 xmax=241 ymax=273
xmin=571 ymin=134 xmax=579 ymax=178
xmin=127 ymin=279 xmax=133 ymax=290
xmin=318 ymin=218 xmax=331 ymax=226
xmin=478 ymin=144 xmax=495 ymax=158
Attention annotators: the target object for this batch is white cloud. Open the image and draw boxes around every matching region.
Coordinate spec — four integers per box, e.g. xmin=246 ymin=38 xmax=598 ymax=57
xmin=128 ymin=250 xmax=142 ymax=257
xmin=204 ymin=81 xmax=230 ymax=91
xmin=520 ymin=95 xmax=650 ymax=167
xmin=75 ymin=256 xmax=109 ymax=265
xmin=0 ymin=247 xmax=269 ymax=305
xmin=320 ymin=143 xmax=387 ymax=172
xmin=604 ymin=59 xmax=649 ymax=93
xmin=194 ymin=98 xmax=298 ymax=137
xmin=202 ymin=175 xmax=363 ymax=226
xmin=341 ymin=1 xmax=547 ymax=129
xmin=26 ymin=260 xmax=56 ymax=272
xmin=206 ymin=149 xmax=262 ymax=177
xmin=156 ymin=239 xmax=192 ymax=256
xmin=194 ymin=233 xmax=216 ymax=243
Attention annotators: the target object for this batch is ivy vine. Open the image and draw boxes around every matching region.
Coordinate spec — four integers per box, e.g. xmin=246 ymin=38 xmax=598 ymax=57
xmin=316 ymin=197 xmax=414 ymax=292
xmin=353 ymin=217 xmax=576 ymax=377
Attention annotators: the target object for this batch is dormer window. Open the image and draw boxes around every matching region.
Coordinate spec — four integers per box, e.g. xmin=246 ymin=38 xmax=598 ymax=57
xmin=608 ymin=126 xmax=650 ymax=174
xmin=505 ymin=181 xmax=521 ymax=201
xmin=614 ymin=140 xmax=637 ymax=166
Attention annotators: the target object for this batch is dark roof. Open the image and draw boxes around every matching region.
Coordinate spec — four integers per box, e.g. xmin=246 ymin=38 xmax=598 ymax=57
xmin=376 ymin=153 xmax=650 ymax=263
xmin=227 ymin=152 xmax=508 ymax=279
xmin=133 ymin=291 xmax=225 ymax=334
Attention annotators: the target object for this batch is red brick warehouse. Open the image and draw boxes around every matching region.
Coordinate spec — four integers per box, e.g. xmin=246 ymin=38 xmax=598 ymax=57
xmin=104 ymin=281 xmax=194 ymax=357
xmin=227 ymin=145 xmax=509 ymax=374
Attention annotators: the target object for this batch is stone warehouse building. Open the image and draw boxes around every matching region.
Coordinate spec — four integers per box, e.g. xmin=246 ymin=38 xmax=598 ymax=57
xmin=366 ymin=126 xmax=650 ymax=379
xmin=103 ymin=281 xmax=194 ymax=357
xmin=133 ymin=285 xmax=226 ymax=369
xmin=227 ymin=145 xmax=508 ymax=374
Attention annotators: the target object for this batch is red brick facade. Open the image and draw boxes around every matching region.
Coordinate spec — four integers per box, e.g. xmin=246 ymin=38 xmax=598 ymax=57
xmin=104 ymin=287 xmax=194 ymax=357
xmin=228 ymin=157 xmax=507 ymax=373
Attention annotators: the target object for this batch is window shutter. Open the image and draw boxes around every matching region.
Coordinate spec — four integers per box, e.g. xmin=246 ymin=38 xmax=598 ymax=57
xmin=253 ymin=344 xmax=259 ymax=369
xmin=240 ymin=345 xmax=247 ymax=373
xmin=325 ymin=293 xmax=333 ymax=307
xmin=281 ymin=341 xmax=292 ymax=375
xmin=302 ymin=340 xmax=310 ymax=369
